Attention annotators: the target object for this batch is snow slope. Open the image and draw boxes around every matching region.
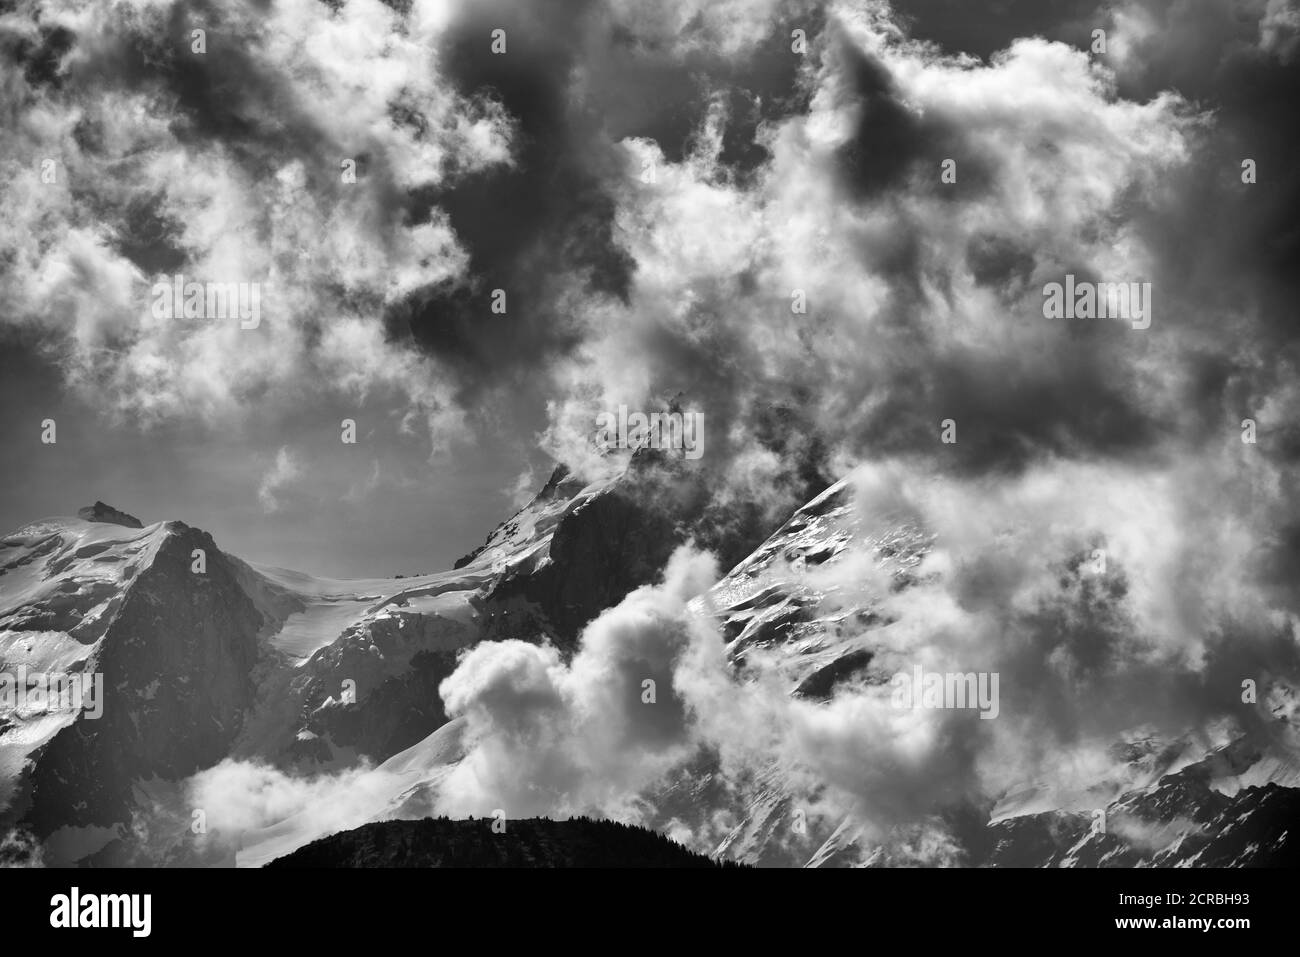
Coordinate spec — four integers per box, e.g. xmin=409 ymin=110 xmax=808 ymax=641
xmin=0 ymin=517 xmax=177 ymax=810
xmin=0 ymin=465 xmax=646 ymax=857
xmin=229 ymin=468 xmax=1300 ymax=867
xmin=235 ymin=717 xmax=469 ymax=868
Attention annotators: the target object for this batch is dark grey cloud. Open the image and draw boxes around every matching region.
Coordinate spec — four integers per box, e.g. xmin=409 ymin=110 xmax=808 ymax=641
xmin=394 ymin=0 xmax=819 ymax=405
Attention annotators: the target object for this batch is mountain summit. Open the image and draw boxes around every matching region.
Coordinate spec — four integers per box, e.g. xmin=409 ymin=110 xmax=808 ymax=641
xmin=4 ymin=465 xmax=1298 ymax=869
xmin=76 ymin=502 xmax=143 ymax=529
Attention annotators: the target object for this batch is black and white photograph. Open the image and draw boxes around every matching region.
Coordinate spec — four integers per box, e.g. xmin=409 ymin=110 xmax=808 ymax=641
xmin=0 ymin=0 xmax=1296 ymax=937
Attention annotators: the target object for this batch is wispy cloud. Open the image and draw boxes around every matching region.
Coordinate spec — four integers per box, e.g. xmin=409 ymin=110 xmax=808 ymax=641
xmin=257 ymin=446 xmax=302 ymax=514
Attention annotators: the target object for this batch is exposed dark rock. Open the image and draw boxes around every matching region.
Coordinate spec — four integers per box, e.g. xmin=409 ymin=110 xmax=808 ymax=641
xmin=297 ymin=645 xmax=465 ymax=762
xmin=20 ymin=523 xmax=263 ymax=837
xmin=76 ymin=502 xmax=143 ymax=528
xmin=793 ymin=648 xmax=873 ymax=700
xmin=480 ymin=474 xmax=685 ymax=647
xmin=980 ymin=774 xmax=1300 ymax=868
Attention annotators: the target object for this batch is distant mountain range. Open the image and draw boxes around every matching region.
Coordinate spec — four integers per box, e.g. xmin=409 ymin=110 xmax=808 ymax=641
xmin=2 ymin=452 xmax=1297 ymax=867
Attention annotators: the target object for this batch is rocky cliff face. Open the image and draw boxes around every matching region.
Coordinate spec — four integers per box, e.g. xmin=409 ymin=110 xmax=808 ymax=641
xmin=645 ymin=476 xmax=1300 ymax=868
xmin=979 ymin=777 xmax=1299 ymax=867
xmin=288 ymin=616 xmax=471 ymax=765
xmin=0 ymin=516 xmax=264 ymax=864
xmin=16 ymin=522 xmax=263 ymax=842
xmin=76 ymin=502 xmax=143 ymax=529
xmin=470 ymin=454 xmax=822 ymax=651
xmin=474 ymin=467 xmax=686 ymax=648
xmin=257 ymin=459 xmax=704 ymax=767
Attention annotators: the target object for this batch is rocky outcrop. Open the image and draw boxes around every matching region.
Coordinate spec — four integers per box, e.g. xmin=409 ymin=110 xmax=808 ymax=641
xmin=477 ymin=475 xmax=685 ymax=647
xmin=76 ymin=502 xmax=143 ymax=528
xmin=474 ymin=452 xmax=822 ymax=650
xmin=19 ymin=523 xmax=263 ymax=838
xmin=291 ymin=612 xmax=474 ymax=764
xmin=979 ymin=776 xmax=1300 ymax=868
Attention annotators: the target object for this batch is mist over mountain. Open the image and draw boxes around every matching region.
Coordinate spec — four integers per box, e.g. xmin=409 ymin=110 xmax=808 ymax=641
xmin=2 ymin=0 xmax=1299 ymax=871
xmin=2 ymin=457 xmax=1297 ymax=868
